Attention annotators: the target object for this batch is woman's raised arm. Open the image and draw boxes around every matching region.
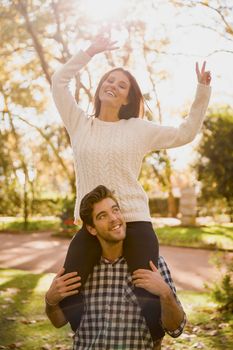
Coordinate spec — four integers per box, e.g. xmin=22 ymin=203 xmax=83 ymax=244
xmin=51 ymin=33 xmax=118 ymax=136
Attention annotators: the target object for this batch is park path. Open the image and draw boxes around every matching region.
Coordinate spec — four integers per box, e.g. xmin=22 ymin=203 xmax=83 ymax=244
xmin=0 ymin=231 xmax=232 ymax=291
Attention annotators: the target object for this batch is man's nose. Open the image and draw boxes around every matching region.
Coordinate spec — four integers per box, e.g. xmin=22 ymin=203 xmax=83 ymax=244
xmin=109 ymin=212 xmax=118 ymax=221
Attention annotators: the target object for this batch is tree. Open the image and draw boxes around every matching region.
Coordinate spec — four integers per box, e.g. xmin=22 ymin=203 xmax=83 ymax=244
xmin=0 ymin=127 xmax=21 ymax=216
xmin=171 ymin=0 xmax=233 ymax=56
xmin=194 ymin=107 xmax=233 ymax=220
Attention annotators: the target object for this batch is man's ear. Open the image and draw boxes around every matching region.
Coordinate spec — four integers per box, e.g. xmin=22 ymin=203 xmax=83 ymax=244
xmin=86 ymin=224 xmax=97 ymax=236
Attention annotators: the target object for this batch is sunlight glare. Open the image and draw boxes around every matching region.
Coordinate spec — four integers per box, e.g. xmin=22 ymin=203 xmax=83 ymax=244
xmin=80 ymin=0 xmax=127 ymax=22
xmin=35 ymin=274 xmax=55 ymax=292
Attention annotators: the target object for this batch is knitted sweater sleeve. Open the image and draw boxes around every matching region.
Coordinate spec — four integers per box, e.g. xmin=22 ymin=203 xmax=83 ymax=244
xmin=51 ymin=50 xmax=92 ymax=137
xmin=138 ymin=84 xmax=211 ymax=153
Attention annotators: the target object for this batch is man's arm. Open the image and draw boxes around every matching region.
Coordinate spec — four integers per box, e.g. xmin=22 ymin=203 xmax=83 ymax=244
xmin=45 ymin=299 xmax=67 ymax=328
xmin=45 ymin=268 xmax=81 ymax=328
xmin=159 ymin=285 xmax=185 ymax=334
xmin=157 ymin=256 xmax=186 ymax=336
xmin=132 ymin=260 xmax=185 ymax=335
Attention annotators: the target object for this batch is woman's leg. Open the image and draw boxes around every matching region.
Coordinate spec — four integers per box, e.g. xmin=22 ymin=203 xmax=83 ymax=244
xmin=60 ymin=225 xmax=102 ymax=331
xmin=123 ymin=222 xmax=164 ymax=340
xmin=123 ymin=221 xmax=159 ymax=270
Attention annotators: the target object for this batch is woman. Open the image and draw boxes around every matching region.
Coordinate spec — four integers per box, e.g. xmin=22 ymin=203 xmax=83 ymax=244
xmin=51 ymin=34 xmax=211 ymax=336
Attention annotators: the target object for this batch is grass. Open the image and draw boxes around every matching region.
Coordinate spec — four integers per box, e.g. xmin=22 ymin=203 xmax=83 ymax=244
xmin=0 ymin=269 xmax=71 ymax=350
xmin=0 ymin=269 xmax=232 ymax=350
xmin=162 ymin=290 xmax=233 ymax=349
xmin=0 ymin=217 xmax=61 ymax=232
xmin=155 ymin=224 xmax=233 ymax=251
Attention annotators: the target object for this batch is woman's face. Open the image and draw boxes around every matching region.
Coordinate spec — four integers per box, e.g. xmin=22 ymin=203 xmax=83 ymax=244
xmin=98 ymin=70 xmax=131 ymax=110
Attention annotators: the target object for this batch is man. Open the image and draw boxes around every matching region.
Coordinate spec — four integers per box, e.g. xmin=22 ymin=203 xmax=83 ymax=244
xmin=45 ymin=185 xmax=186 ymax=349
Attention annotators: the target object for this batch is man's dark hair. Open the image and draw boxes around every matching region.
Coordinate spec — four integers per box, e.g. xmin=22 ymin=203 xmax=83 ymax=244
xmin=79 ymin=185 xmax=119 ymax=227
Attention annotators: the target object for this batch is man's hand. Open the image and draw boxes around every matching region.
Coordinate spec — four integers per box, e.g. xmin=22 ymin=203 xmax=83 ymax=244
xmin=86 ymin=32 xmax=119 ymax=57
xmin=196 ymin=61 xmax=211 ymax=86
xmin=132 ymin=261 xmax=171 ymax=297
xmin=46 ymin=267 xmax=81 ymax=306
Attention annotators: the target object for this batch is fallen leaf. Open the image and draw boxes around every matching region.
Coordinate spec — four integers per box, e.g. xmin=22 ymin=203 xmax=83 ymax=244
xmin=5 ymin=317 xmax=16 ymax=321
xmin=6 ymin=288 xmax=20 ymax=295
xmin=180 ymin=333 xmax=197 ymax=341
xmin=8 ymin=343 xmax=23 ymax=349
xmin=218 ymin=322 xmax=229 ymax=328
xmin=191 ymin=342 xmax=205 ymax=349
xmin=3 ymin=298 xmax=14 ymax=303
xmin=192 ymin=326 xmax=202 ymax=334
xmin=36 ymin=316 xmax=47 ymax=321
xmin=41 ymin=345 xmax=52 ymax=350
xmin=207 ymin=330 xmax=218 ymax=336
xmin=202 ymin=324 xmax=213 ymax=330
xmin=20 ymin=319 xmax=37 ymax=324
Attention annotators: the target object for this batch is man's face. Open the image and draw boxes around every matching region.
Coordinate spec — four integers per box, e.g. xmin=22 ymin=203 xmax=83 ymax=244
xmin=87 ymin=197 xmax=126 ymax=244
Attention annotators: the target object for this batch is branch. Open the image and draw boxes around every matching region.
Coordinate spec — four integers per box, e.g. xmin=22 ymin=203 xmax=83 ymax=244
xmin=177 ymin=23 xmax=233 ymax=43
xmin=15 ymin=0 xmax=52 ymax=85
xmin=207 ymin=49 xmax=233 ymax=56
xmin=1 ymin=109 xmax=75 ymax=192
xmin=0 ymin=46 xmax=26 ymax=57
xmin=143 ymin=44 xmax=203 ymax=57
xmin=173 ymin=1 xmax=233 ymax=36
xmin=200 ymin=2 xmax=233 ymax=35
xmin=51 ymin=0 xmax=71 ymax=61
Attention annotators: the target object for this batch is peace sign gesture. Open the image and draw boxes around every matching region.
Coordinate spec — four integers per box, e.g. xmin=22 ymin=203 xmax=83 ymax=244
xmin=196 ymin=61 xmax=211 ymax=86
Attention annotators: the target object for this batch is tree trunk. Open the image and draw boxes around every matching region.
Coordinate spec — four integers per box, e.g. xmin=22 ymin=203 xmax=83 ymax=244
xmin=168 ymin=191 xmax=177 ymax=217
xmin=23 ymin=174 xmax=29 ymax=230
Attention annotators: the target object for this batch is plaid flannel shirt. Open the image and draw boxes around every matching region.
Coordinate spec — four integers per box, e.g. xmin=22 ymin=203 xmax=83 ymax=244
xmin=73 ymin=256 xmax=186 ymax=350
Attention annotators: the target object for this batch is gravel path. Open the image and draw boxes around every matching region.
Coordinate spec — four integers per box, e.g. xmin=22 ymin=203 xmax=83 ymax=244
xmin=0 ymin=232 xmax=232 ymax=291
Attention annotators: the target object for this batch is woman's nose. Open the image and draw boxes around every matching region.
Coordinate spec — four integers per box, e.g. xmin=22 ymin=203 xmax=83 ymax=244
xmin=108 ymin=82 xmax=117 ymax=89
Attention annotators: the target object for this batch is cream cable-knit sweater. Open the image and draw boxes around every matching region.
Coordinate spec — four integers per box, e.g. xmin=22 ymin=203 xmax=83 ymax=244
xmin=52 ymin=50 xmax=211 ymax=223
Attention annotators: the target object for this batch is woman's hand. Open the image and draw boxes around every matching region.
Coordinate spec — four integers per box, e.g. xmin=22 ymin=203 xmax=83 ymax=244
xmin=132 ymin=261 xmax=171 ymax=297
xmin=86 ymin=32 xmax=119 ymax=57
xmin=196 ymin=61 xmax=211 ymax=86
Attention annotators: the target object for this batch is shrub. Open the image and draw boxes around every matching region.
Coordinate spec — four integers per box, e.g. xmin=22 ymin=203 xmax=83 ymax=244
xmin=209 ymin=255 xmax=233 ymax=313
